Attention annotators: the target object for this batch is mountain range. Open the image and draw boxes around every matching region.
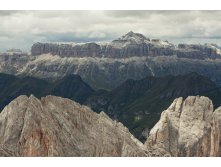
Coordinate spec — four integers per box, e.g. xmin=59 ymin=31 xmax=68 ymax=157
xmin=0 ymin=73 xmax=94 ymax=111
xmin=1 ymin=32 xmax=221 ymax=90
xmin=0 ymin=72 xmax=221 ymax=141
xmin=31 ymin=31 xmax=221 ymax=59
xmin=1 ymin=31 xmax=221 ymax=156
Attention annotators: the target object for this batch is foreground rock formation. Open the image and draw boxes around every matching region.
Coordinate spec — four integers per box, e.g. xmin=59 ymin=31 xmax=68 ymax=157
xmin=2 ymin=94 xmax=221 ymax=157
xmin=146 ymin=96 xmax=221 ymax=157
xmin=0 ymin=95 xmax=156 ymax=157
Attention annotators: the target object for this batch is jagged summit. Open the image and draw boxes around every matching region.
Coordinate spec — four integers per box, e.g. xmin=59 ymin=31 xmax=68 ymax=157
xmin=120 ymin=31 xmax=149 ymax=41
xmin=0 ymin=95 xmax=153 ymax=157
xmin=111 ymin=31 xmax=173 ymax=48
xmin=126 ymin=31 xmax=135 ymax=35
xmin=2 ymin=94 xmax=221 ymax=156
xmin=146 ymin=96 xmax=221 ymax=157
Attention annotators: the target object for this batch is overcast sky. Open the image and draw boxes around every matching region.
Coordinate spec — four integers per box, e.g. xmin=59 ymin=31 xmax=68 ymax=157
xmin=1 ymin=10 xmax=221 ymax=52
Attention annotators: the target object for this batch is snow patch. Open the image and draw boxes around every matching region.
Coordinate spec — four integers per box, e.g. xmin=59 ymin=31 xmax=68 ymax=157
xmin=145 ymin=62 xmax=155 ymax=76
xmin=205 ymin=43 xmax=221 ymax=55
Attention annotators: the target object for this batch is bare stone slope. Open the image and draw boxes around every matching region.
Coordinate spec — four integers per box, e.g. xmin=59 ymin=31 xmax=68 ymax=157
xmin=0 ymin=95 xmax=151 ymax=157
xmin=146 ymin=96 xmax=221 ymax=157
xmin=2 ymin=94 xmax=221 ymax=157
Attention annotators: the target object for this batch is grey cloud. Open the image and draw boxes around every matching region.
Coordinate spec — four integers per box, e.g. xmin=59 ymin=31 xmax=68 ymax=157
xmin=35 ymin=32 xmax=113 ymax=42
xmin=104 ymin=10 xmax=153 ymax=18
xmin=0 ymin=10 xmax=20 ymax=16
xmin=1 ymin=10 xmax=221 ymax=52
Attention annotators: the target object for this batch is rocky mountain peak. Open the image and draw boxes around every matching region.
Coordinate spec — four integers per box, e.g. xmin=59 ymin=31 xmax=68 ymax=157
xmin=113 ymin=31 xmax=150 ymax=45
xmin=146 ymin=96 xmax=221 ymax=156
xmin=122 ymin=31 xmax=149 ymax=41
xmin=2 ymin=93 xmax=221 ymax=156
xmin=0 ymin=95 xmax=168 ymax=157
xmin=109 ymin=31 xmax=150 ymax=49
xmin=126 ymin=31 xmax=135 ymax=36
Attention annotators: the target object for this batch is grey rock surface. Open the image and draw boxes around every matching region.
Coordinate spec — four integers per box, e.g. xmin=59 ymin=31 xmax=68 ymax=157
xmin=0 ymin=95 xmax=156 ymax=157
xmin=146 ymin=96 xmax=221 ymax=157
xmin=31 ymin=32 xmax=221 ymax=59
xmin=2 ymin=94 xmax=221 ymax=157
xmin=1 ymin=32 xmax=221 ymax=90
xmin=212 ymin=107 xmax=221 ymax=156
xmin=2 ymin=53 xmax=221 ymax=90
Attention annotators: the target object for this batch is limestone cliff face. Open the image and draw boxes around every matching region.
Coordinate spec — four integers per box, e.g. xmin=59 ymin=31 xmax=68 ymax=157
xmin=0 ymin=95 xmax=153 ymax=157
xmin=31 ymin=32 xmax=221 ymax=59
xmin=146 ymin=96 xmax=221 ymax=157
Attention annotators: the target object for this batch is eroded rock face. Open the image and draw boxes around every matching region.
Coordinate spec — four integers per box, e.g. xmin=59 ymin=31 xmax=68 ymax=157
xmin=212 ymin=107 xmax=221 ymax=156
xmin=145 ymin=96 xmax=221 ymax=157
xmin=0 ymin=95 xmax=153 ymax=157
xmin=2 ymin=32 xmax=221 ymax=90
xmin=31 ymin=32 xmax=221 ymax=59
xmin=2 ymin=94 xmax=221 ymax=157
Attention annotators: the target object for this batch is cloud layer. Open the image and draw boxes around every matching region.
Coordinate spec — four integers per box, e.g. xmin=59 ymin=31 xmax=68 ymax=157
xmin=1 ymin=10 xmax=221 ymax=52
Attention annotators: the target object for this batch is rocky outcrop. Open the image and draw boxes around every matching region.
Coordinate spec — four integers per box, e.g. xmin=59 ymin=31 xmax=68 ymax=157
xmin=212 ymin=107 xmax=221 ymax=156
xmin=31 ymin=42 xmax=102 ymax=58
xmin=0 ymin=53 xmax=31 ymax=74
xmin=0 ymin=95 xmax=160 ymax=157
xmin=3 ymin=94 xmax=221 ymax=157
xmin=146 ymin=96 xmax=221 ymax=157
xmin=31 ymin=31 xmax=221 ymax=59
